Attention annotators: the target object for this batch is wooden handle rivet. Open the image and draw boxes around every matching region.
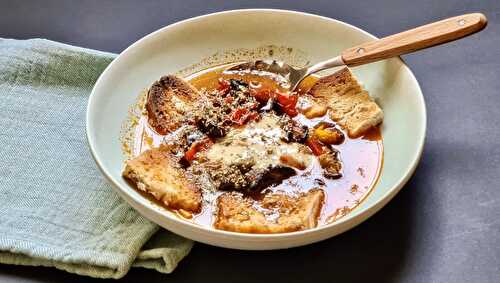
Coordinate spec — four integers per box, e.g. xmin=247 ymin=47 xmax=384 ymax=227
xmin=458 ymin=19 xmax=466 ymax=26
xmin=357 ymin=48 xmax=365 ymax=54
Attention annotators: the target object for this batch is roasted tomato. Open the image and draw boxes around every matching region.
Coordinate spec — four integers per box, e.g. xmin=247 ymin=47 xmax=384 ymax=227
xmin=230 ymin=108 xmax=259 ymax=126
xmin=184 ymin=138 xmax=213 ymax=162
xmin=305 ymin=137 xmax=325 ymax=156
xmin=217 ymin=78 xmax=231 ymax=94
xmin=313 ymin=122 xmax=345 ymax=145
xmin=275 ymin=90 xmax=299 ymax=117
xmin=250 ymin=89 xmax=272 ymax=103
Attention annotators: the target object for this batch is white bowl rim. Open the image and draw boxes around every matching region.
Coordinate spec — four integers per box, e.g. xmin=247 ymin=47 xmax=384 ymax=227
xmin=86 ymin=8 xmax=427 ymax=241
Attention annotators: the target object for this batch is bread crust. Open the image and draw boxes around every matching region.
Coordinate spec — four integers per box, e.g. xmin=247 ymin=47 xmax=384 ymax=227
xmin=146 ymin=75 xmax=200 ymax=135
xmin=123 ymin=144 xmax=202 ymax=212
xmin=214 ymin=189 xmax=324 ymax=233
xmin=308 ymin=68 xmax=383 ymax=137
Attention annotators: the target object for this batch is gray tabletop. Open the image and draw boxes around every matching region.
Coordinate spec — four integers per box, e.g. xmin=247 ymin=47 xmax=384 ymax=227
xmin=1 ymin=1 xmax=499 ymax=282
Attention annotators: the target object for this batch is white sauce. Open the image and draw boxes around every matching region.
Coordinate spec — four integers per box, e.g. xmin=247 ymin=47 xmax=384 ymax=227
xmin=205 ymin=113 xmax=312 ymax=170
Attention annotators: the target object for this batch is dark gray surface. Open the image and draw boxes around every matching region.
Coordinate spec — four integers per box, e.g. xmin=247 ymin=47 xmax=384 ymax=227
xmin=0 ymin=0 xmax=499 ymax=282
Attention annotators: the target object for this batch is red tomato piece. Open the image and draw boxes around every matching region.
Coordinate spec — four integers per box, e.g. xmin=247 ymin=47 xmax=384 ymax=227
xmin=275 ymin=90 xmax=291 ymax=105
xmin=224 ymin=96 xmax=234 ymax=103
xmin=184 ymin=138 xmax=213 ymax=162
xmin=283 ymin=106 xmax=299 ymax=117
xmin=305 ymin=137 xmax=324 ymax=156
xmin=275 ymin=90 xmax=298 ymax=117
xmin=251 ymin=89 xmax=271 ymax=103
xmin=231 ymin=108 xmax=249 ymax=123
xmin=217 ymin=78 xmax=230 ymax=94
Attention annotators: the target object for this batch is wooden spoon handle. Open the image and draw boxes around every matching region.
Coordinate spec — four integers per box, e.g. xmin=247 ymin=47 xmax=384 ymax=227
xmin=341 ymin=13 xmax=487 ymax=66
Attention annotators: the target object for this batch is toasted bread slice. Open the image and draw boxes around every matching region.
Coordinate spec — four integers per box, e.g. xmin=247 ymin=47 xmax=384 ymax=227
xmin=214 ymin=189 xmax=324 ymax=233
xmin=308 ymin=68 xmax=383 ymax=137
xmin=123 ymin=144 xmax=202 ymax=212
xmin=146 ymin=75 xmax=200 ymax=135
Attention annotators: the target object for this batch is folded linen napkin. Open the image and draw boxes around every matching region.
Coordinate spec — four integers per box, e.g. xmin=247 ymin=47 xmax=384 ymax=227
xmin=0 ymin=38 xmax=193 ymax=279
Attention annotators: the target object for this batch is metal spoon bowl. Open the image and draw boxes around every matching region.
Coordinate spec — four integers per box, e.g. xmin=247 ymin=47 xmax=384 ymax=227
xmin=225 ymin=57 xmax=344 ymax=91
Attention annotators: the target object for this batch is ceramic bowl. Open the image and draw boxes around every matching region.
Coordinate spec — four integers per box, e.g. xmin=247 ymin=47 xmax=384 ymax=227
xmin=86 ymin=9 xmax=426 ymax=250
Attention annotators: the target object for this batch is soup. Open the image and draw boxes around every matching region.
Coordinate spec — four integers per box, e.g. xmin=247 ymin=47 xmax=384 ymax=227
xmin=124 ymin=64 xmax=383 ymax=233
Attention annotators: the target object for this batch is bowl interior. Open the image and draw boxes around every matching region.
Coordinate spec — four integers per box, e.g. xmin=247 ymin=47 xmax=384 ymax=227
xmin=87 ymin=9 xmax=425 ymax=249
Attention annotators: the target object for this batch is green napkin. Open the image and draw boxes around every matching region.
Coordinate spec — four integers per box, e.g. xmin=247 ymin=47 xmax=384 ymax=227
xmin=0 ymin=38 xmax=193 ymax=279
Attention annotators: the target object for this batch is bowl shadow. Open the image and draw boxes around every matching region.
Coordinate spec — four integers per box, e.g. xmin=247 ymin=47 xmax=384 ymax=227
xmin=141 ymin=172 xmax=423 ymax=283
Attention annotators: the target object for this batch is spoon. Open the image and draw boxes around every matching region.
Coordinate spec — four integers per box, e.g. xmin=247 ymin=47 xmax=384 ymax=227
xmin=226 ymin=13 xmax=487 ymax=91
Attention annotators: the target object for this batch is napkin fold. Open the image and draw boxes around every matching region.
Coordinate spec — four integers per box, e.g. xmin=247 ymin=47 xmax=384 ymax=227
xmin=0 ymin=38 xmax=193 ymax=279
